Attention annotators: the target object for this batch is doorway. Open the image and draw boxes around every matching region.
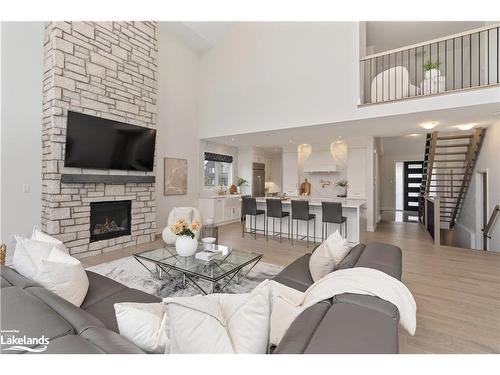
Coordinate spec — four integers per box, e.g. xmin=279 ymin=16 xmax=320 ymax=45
xmin=403 ymin=161 xmax=424 ymax=211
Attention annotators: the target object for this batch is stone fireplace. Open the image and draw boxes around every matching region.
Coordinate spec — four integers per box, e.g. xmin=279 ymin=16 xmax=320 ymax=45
xmin=41 ymin=21 xmax=158 ymax=257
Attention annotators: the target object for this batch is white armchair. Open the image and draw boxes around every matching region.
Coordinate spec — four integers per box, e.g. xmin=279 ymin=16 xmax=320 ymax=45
xmin=162 ymin=207 xmax=203 ymax=245
xmin=370 ymin=66 xmax=420 ymax=103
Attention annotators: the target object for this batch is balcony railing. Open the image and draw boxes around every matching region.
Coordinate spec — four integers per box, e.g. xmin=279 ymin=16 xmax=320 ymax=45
xmin=360 ymin=24 xmax=500 ymax=105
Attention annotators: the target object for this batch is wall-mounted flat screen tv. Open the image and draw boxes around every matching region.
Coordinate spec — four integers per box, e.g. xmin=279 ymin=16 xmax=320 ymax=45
xmin=64 ymin=111 xmax=156 ymax=171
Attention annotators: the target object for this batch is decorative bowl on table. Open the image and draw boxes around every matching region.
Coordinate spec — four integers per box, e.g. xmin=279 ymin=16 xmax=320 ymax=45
xmin=202 ymin=237 xmax=217 ymax=251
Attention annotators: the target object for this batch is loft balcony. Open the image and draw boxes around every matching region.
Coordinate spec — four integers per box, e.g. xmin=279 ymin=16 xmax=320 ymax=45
xmin=359 ymin=23 xmax=500 ymax=105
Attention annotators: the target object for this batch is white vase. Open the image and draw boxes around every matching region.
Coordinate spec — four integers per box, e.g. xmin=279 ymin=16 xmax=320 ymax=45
xmin=175 ymin=236 xmax=198 ymax=257
xmin=425 ymin=68 xmax=440 ymax=79
xmin=337 ymin=186 xmax=347 ymax=197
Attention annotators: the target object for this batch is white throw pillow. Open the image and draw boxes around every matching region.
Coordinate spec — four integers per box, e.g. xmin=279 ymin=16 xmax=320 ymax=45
xmin=309 ymin=243 xmax=336 ymax=282
xmin=164 ymin=280 xmax=271 ymax=354
xmin=31 ymin=227 xmax=69 ymax=254
xmin=114 ymin=302 xmax=168 ymax=353
xmin=324 ymin=230 xmax=350 ymax=265
xmin=13 ymin=236 xmax=54 ymax=279
xmin=173 ymin=207 xmax=193 ymax=224
xmin=33 ymin=247 xmax=89 ymax=307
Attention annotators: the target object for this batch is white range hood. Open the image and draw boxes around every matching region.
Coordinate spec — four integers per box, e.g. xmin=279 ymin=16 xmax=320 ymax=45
xmin=303 ymin=151 xmax=337 ymax=173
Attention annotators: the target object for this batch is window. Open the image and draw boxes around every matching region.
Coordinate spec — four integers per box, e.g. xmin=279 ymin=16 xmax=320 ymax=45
xmin=204 ymin=152 xmax=233 ymax=187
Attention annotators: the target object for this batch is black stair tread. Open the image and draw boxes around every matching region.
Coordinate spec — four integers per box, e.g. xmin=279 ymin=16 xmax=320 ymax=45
xmin=432 ymin=159 xmax=467 ymax=162
xmin=435 ymin=152 xmax=468 ymax=155
xmin=437 ymin=135 xmax=472 ymax=140
xmin=435 ymin=144 xmax=469 ymax=148
xmin=424 ymin=166 xmax=466 ymax=169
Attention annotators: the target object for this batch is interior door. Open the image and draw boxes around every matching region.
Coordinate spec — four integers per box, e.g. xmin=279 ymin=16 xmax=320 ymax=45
xmin=404 ymin=161 xmax=423 ymax=211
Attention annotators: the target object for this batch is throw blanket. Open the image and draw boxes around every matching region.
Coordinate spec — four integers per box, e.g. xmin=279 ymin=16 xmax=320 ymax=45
xmin=268 ymin=267 xmax=416 ymax=346
xmin=114 ymin=267 xmax=416 ymax=353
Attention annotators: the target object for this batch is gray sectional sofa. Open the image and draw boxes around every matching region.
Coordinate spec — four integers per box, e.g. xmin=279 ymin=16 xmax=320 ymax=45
xmin=0 ymin=242 xmax=402 ymax=354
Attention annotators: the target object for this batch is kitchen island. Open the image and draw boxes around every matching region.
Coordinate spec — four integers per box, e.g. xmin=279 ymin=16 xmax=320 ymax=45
xmin=245 ymin=197 xmax=366 ymax=245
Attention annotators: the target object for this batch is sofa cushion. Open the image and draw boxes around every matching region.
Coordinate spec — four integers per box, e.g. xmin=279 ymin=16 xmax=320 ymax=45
xmin=83 ymin=288 xmax=161 ymax=333
xmin=303 ymin=302 xmax=398 ymax=354
xmin=272 ymin=254 xmax=313 ymax=292
xmin=26 ymin=286 xmax=104 ymax=334
xmin=308 ymin=243 xmax=336 ymax=282
xmin=335 ymin=243 xmax=366 ymax=270
xmin=1 ymin=287 xmax=73 ymax=353
xmin=273 ymin=301 xmax=331 ymax=354
xmin=1 ymin=265 xmax=39 ymax=289
xmin=32 ymin=247 xmax=89 ymax=307
xmin=79 ymin=327 xmax=145 ymax=354
xmin=12 ymin=236 xmax=54 ymax=280
xmin=80 ymin=271 xmax=128 ymax=309
xmin=354 ymin=242 xmax=402 ymax=280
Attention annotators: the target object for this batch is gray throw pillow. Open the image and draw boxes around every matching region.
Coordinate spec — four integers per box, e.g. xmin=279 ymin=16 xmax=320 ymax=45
xmin=334 ymin=244 xmax=366 ymax=270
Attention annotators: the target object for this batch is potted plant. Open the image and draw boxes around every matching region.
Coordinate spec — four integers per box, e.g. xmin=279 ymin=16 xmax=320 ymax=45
xmin=236 ymin=176 xmax=248 ymax=194
xmin=335 ymin=179 xmax=348 ymax=197
xmin=423 ymin=60 xmax=441 ymax=79
xmin=171 ymin=219 xmax=200 ymax=256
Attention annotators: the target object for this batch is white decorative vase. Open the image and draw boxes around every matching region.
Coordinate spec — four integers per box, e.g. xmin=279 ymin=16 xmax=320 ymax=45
xmin=425 ymin=68 xmax=440 ymax=79
xmin=175 ymin=236 xmax=198 ymax=257
xmin=337 ymin=186 xmax=347 ymax=197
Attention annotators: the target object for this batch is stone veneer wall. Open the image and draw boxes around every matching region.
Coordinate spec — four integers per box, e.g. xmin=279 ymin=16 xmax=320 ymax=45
xmin=41 ymin=22 xmax=158 ymax=257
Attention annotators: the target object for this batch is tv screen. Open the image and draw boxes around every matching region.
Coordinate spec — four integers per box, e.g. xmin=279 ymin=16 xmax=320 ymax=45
xmin=64 ymin=111 xmax=156 ymax=171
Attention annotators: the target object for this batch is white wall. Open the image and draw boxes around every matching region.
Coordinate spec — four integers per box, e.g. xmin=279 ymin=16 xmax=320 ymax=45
xmin=456 ymin=120 xmax=500 ymax=251
xmin=155 ymin=25 xmax=201 ymax=232
xmin=1 ymin=22 xmax=44 ymax=260
xmin=199 ymin=22 xmax=499 ymax=139
xmin=379 ymin=136 xmax=425 ymax=210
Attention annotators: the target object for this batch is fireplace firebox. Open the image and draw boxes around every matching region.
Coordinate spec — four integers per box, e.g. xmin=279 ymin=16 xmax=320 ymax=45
xmin=90 ymin=200 xmax=131 ymax=242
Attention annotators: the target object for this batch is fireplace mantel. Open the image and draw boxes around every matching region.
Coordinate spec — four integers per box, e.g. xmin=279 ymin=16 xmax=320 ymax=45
xmin=61 ymin=174 xmax=155 ymax=184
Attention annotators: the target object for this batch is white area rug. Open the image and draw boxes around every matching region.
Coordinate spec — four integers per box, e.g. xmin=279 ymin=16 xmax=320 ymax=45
xmin=87 ymin=256 xmax=283 ymax=298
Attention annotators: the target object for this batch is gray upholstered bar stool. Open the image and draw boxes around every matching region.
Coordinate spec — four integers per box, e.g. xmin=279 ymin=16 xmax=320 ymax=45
xmin=242 ymin=197 xmax=266 ymax=239
xmin=265 ymin=199 xmax=290 ymax=243
xmin=321 ymin=201 xmax=347 ymax=241
xmin=291 ymin=200 xmax=316 ymax=248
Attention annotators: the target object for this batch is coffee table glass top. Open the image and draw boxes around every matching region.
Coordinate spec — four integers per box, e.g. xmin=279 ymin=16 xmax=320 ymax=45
xmin=134 ymin=243 xmax=262 ymax=282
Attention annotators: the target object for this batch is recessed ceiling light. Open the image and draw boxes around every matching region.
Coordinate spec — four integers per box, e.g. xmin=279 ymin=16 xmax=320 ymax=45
xmin=420 ymin=121 xmax=439 ymax=130
xmin=408 ymin=133 xmax=420 ymax=137
xmin=231 ymin=137 xmax=235 ymax=141
xmin=456 ymin=123 xmax=476 ymax=131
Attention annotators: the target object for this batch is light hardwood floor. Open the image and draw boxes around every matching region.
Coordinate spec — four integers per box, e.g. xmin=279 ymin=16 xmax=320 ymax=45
xmin=81 ymin=215 xmax=500 ymax=354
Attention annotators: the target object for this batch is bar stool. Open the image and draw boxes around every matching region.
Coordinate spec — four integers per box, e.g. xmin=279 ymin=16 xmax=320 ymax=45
xmin=266 ymin=199 xmax=290 ymax=243
xmin=242 ymin=197 xmax=266 ymax=239
xmin=291 ymin=200 xmax=316 ymax=248
xmin=321 ymin=201 xmax=347 ymax=241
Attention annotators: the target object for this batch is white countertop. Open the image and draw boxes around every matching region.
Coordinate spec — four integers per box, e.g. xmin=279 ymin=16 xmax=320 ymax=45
xmin=254 ymin=197 xmax=366 ymax=209
xmin=199 ymin=194 xmax=242 ymax=199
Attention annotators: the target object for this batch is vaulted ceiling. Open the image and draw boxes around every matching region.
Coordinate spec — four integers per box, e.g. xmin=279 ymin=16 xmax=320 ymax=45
xmin=160 ymin=22 xmax=232 ymax=51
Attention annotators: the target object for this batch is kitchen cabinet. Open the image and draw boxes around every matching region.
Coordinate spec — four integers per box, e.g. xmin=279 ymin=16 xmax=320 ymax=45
xmin=282 ymin=152 xmax=298 ymax=196
xmin=199 ymin=196 xmax=242 ymax=225
xmin=347 ymin=147 xmax=367 ymax=199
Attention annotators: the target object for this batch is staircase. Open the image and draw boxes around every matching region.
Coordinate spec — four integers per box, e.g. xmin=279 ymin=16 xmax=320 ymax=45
xmin=420 ymin=128 xmax=486 ymax=229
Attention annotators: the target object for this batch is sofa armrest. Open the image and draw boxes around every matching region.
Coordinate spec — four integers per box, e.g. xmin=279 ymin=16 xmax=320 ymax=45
xmin=332 ymin=293 xmax=399 ymax=320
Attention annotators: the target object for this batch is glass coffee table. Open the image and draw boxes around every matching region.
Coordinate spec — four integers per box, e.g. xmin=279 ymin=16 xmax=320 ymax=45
xmin=133 ymin=243 xmax=263 ymax=295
